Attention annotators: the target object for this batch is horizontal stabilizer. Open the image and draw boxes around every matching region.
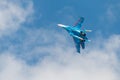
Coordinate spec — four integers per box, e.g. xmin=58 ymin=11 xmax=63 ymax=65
xmin=85 ymin=30 xmax=92 ymax=32
xmin=86 ymin=39 xmax=91 ymax=42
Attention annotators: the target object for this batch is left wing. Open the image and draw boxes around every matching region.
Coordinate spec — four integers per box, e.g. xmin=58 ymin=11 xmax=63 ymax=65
xmin=74 ymin=17 xmax=84 ymax=28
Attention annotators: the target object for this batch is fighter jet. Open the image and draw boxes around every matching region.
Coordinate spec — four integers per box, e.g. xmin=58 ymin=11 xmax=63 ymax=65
xmin=57 ymin=17 xmax=91 ymax=53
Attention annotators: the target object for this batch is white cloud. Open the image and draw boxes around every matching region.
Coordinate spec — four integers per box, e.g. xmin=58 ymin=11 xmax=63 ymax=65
xmin=0 ymin=0 xmax=33 ymax=37
xmin=0 ymin=27 xmax=120 ymax=80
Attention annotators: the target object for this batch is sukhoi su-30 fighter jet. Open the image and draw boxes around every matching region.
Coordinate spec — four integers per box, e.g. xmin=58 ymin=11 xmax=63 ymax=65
xmin=57 ymin=17 xmax=91 ymax=53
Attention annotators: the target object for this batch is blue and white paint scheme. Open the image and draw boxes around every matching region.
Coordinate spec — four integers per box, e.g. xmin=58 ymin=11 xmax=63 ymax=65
xmin=58 ymin=17 xmax=91 ymax=53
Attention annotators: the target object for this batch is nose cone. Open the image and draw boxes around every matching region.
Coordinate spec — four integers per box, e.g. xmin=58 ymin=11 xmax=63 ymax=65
xmin=57 ymin=24 xmax=66 ymax=27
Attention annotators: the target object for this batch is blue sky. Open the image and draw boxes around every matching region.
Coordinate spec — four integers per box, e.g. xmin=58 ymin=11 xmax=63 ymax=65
xmin=0 ymin=0 xmax=120 ymax=80
xmin=32 ymin=0 xmax=120 ymax=37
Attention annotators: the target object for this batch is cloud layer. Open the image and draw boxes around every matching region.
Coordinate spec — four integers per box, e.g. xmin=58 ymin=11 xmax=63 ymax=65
xmin=0 ymin=27 xmax=120 ymax=80
xmin=0 ymin=0 xmax=33 ymax=37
